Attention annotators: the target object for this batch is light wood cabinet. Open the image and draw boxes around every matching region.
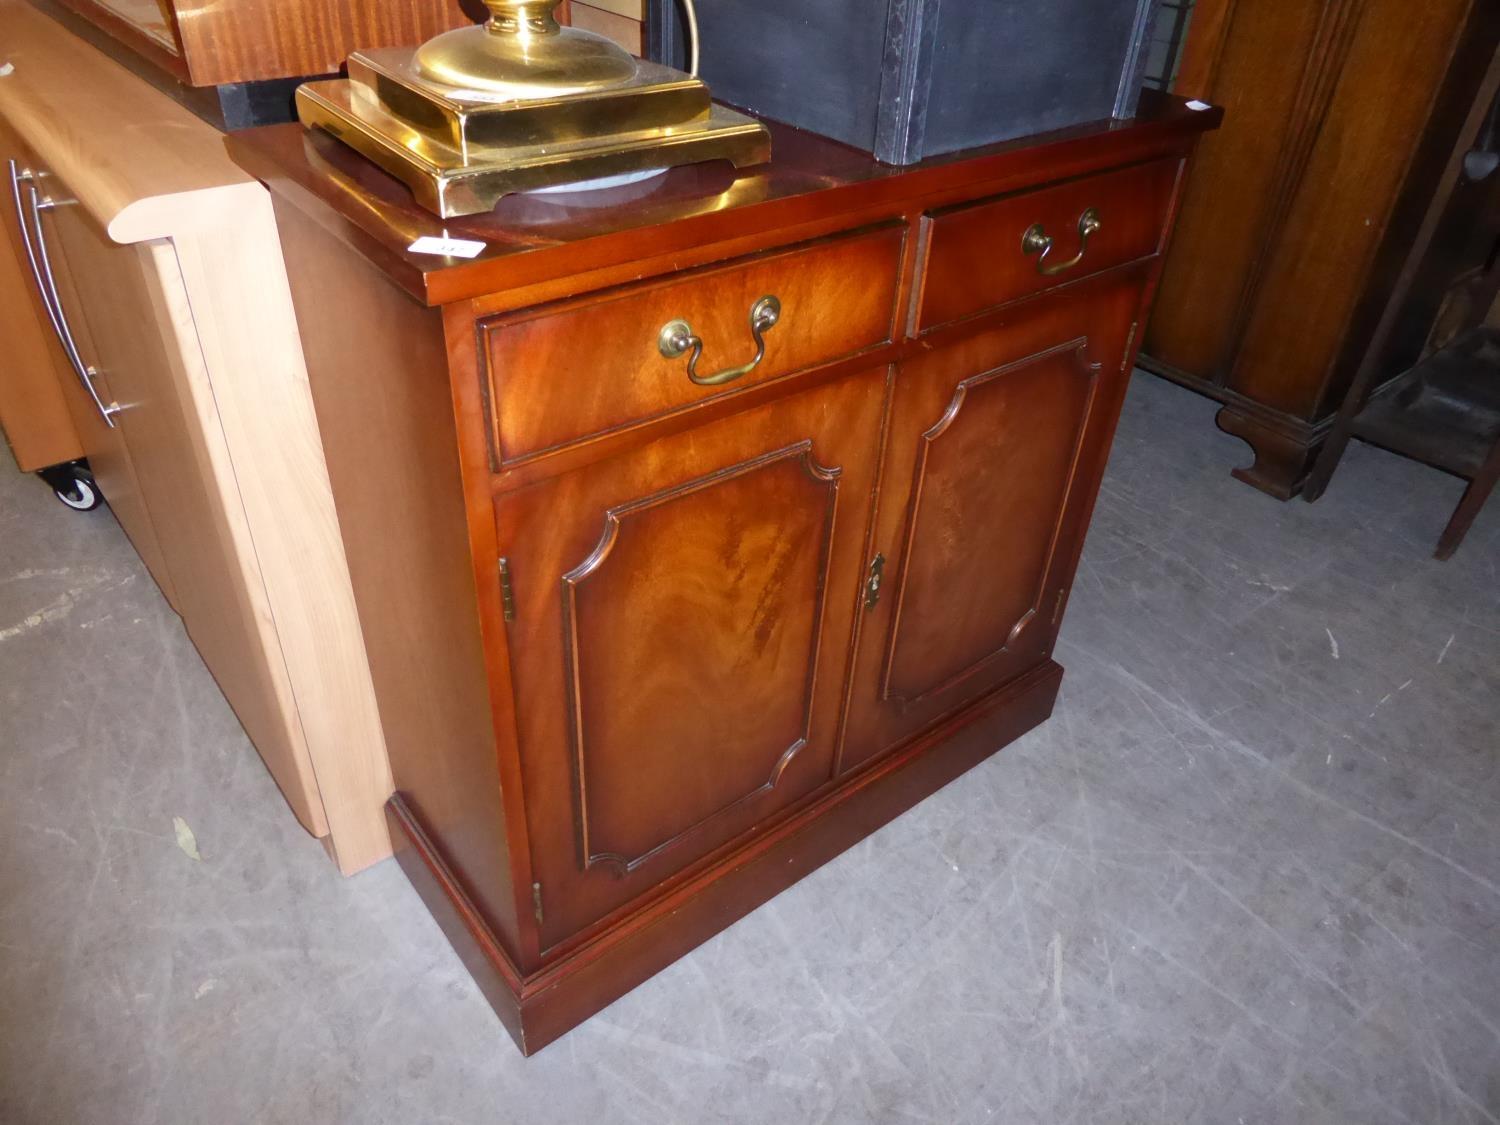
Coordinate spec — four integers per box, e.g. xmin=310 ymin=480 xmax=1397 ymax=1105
xmin=0 ymin=140 xmax=81 ymax=476
xmin=0 ymin=2 xmax=392 ymax=873
xmin=232 ymin=91 xmax=1216 ymax=1052
xmin=3 ymin=130 xmax=175 ymax=599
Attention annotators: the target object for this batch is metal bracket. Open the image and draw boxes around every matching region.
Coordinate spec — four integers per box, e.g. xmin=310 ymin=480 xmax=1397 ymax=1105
xmin=499 ymin=557 xmax=516 ymax=621
xmin=865 ymin=552 xmax=886 ymax=611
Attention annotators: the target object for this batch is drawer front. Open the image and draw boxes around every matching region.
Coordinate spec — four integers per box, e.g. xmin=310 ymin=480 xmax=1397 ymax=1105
xmin=481 ymin=225 xmax=904 ymax=467
xmin=917 ymin=159 xmax=1179 ymax=332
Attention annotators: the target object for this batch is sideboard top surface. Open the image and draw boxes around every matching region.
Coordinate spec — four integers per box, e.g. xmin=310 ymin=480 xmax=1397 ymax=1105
xmin=227 ymin=92 xmax=1221 ymax=308
xmin=0 ymin=0 xmax=255 ymax=241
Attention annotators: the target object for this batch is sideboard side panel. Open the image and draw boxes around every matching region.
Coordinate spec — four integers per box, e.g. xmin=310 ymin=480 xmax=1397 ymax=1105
xmin=271 ymin=199 xmax=522 ymax=955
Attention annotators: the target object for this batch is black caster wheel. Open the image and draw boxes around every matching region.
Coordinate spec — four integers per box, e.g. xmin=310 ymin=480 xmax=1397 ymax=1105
xmin=37 ymin=460 xmax=103 ymax=512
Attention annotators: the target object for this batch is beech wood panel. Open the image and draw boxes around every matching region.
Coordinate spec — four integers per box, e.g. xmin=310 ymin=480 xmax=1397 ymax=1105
xmin=19 ymin=158 xmax=179 ymax=610
xmin=1 ymin=1 xmax=255 ymax=224
xmin=138 ymin=192 xmax=395 ymax=874
xmin=494 ymin=368 xmax=888 ymax=950
xmin=919 ymin=158 xmax=1177 ymax=331
xmin=2 ymin=4 xmax=397 ymax=872
xmin=46 ymin=199 xmax=329 ymax=834
xmin=0 ymin=137 xmax=82 ymax=473
xmin=482 ymin=226 xmax=902 ymax=465
xmin=843 ymin=277 xmax=1144 ymax=772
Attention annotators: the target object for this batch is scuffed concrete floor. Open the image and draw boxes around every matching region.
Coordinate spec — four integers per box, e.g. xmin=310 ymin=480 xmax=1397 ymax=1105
xmin=1 ymin=373 xmax=1497 ymax=1125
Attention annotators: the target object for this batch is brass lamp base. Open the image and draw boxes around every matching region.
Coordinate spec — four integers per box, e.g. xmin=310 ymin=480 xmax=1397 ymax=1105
xmin=297 ymin=45 xmax=771 ymax=219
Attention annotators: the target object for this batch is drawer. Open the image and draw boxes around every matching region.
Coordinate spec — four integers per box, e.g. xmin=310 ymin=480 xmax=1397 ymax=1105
xmin=917 ymin=159 xmax=1180 ymax=332
xmin=480 ymin=225 xmax=904 ymax=466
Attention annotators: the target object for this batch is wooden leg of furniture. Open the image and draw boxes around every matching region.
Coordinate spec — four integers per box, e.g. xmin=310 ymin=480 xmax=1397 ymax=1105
xmin=1435 ymin=439 xmax=1500 ymax=559
xmin=388 ymin=659 xmax=1063 ymax=1056
xmin=1216 ymin=404 xmax=1323 ymax=500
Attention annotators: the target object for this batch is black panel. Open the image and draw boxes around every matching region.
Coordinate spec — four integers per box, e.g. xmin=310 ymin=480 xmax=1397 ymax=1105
xmin=922 ymin=0 xmax=1144 ymax=157
xmin=649 ymin=0 xmax=1158 ymax=164
xmin=691 ymin=1 xmax=893 ymax=153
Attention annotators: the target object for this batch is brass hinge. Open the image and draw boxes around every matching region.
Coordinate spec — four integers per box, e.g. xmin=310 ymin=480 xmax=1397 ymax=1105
xmin=499 ymin=557 xmax=516 ymax=622
xmin=531 ymin=881 xmax=544 ymax=927
xmin=864 ymin=552 xmax=886 ymax=611
xmin=1120 ymin=321 xmax=1140 ymax=373
xmin=1052 ymin=590 xmax=1065 ymax=624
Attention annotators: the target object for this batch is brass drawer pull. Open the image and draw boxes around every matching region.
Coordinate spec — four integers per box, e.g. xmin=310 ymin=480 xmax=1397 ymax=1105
xmin=658 ymin=295 xmax=782 ymax=387
xmin=1021 ymin=207 xmax=1101 ymax=277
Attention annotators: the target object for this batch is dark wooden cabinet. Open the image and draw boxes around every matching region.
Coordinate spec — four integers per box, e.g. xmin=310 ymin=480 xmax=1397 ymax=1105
xmin=1141 ymin=0 xmax=1500 ymax=499
xmin=229 ymin=93 xmax=1217 ymax=1054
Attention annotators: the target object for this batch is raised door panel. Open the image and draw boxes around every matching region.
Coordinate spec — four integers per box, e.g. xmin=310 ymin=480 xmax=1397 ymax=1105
xmin=495 ymin=368 xmax=888 ymax=952
xmin=882 ymin=339 xmax=1095 ymax=703
xmin=842 ymin=279 xmax=1143 ymax=772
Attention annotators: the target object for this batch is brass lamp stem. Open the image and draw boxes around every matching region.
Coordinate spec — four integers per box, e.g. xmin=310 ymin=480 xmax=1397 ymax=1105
xmin=484 ymin=0 xmax=563 ymax=36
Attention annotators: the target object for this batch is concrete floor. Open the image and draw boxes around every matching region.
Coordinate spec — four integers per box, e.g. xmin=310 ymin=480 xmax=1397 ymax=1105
xmin=1 ymin=373 xmax=1497 ymax=1124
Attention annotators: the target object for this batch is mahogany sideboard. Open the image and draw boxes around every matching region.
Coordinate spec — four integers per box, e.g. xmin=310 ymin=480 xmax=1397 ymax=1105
xmin=229 ymin=92 xmax=1220 ymax=1054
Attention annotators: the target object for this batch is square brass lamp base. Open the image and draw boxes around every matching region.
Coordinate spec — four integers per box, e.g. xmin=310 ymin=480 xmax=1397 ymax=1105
xmin=296 ymin=48 xmax=772 ymax=218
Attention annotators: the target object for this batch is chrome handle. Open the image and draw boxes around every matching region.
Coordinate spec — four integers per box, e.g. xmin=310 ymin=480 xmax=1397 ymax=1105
xmin=658 ymin=295 xmax=782 ymax=387
xmin=1022 ymin=207 xmax=1101 ymax=277
xmin=20 ymin=169 xmax=119 ymax=428
xmin=9 ymin=160 xmax=71 ymax=361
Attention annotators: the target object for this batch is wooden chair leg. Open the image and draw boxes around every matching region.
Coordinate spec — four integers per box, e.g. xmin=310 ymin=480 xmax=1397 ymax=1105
xmin=1435 ymin=438 xmax=1500 ymax=560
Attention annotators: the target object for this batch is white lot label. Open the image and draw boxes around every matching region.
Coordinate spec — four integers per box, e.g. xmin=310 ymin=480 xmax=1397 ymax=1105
xmin=408 ymin=235 xmax=487 ymax=259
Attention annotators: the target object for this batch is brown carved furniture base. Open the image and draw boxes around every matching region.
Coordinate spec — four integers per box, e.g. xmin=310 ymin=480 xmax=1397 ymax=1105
xmin=1138 ymin=352 xmax=1328 ymax=499
xmin=1214 ymin=404 xmax=1327 ymax=501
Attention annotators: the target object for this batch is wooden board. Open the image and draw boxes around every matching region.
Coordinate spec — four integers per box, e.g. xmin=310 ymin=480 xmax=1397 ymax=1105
xmin=0 ymin=0 xmax=394 ymax=873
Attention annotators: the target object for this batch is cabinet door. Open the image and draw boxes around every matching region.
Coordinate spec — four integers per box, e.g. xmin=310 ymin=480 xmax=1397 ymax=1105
xmin=494 ymin=368 xmax=888 ymax=951
xmin=38 ymin=183 xmax=333 ymax=834
xmin=3 ymin=140 xmax=178 ymax=608
xmin=841 ymin=280 xmax=1144 ymax=772
xmin=0 ymin=156 xmax=81 ymax=473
